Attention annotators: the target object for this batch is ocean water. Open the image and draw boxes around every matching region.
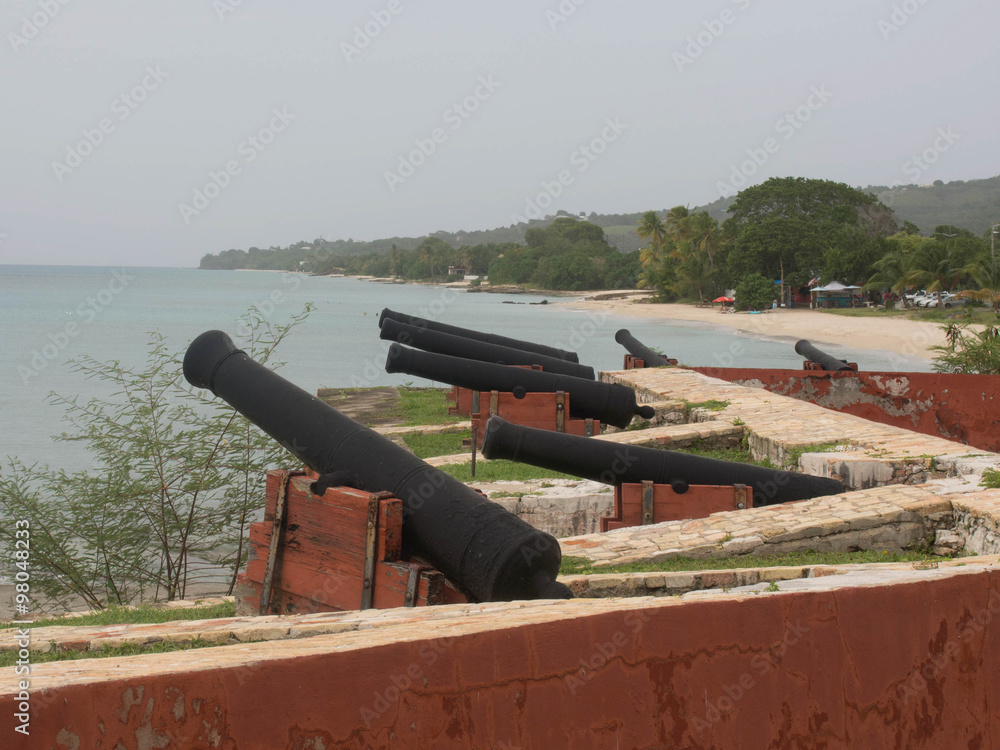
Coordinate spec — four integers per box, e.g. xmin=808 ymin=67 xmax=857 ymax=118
xmin=0 ymin=265 xmax=930 ymax=473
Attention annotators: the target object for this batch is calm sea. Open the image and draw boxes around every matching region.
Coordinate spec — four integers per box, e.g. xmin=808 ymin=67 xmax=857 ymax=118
xmin=0 ymin=266 xmax=929 ymax=473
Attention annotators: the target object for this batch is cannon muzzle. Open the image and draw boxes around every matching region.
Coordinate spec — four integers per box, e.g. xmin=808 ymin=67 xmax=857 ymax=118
xmin=481 ymin=416 xmax=845 ymax=505
xmin=794 ymin=339 xmax=855 ymax=372
xmin=615 ymin=329 xmax=672 ymax=367
xmin=386 ymin=343 xmax=655 ymax=429
xmin=380 ymin=317 xmax=596 ymax=380
xmin=379 ymin=307 xmax=579 ymax=363
xmin=183 ymin=330 xmax=571 ymax=603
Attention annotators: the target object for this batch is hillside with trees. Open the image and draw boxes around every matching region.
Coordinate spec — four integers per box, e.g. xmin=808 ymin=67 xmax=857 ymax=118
xmin=198 ymin=174 xmax=998 ymax=299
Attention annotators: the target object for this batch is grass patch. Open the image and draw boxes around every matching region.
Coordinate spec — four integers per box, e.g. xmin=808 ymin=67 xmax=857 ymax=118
xmin=684 ymin=399 xmax=729 ymax=414
xmin=397 ymin=388 xmax=468 ymax=427
xmin=439 ymin=460 xmax=575 ymax=483
xmin=822 ymin=307 xmax=996 ymax=323
xmin=672 ymin=439 xmax=776 ymax=468
xmin=402 ymin=429 xmax=471 ymax=459
xmin=784 ymin=441 xmax=847 ymax=469
xmin=981 ymin=468 xmax=1000 ymax=489
xmin=559 ymin=548 xmax=950 ymax=576
xmin=0 ymin=638 xmax=243 ymax=668
xmin=2 ymin=601 xmax=237 ymax=631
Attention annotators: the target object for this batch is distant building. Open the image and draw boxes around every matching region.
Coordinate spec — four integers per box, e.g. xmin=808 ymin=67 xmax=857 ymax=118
xmin=448 ymin=266 xmax=469 ymax=276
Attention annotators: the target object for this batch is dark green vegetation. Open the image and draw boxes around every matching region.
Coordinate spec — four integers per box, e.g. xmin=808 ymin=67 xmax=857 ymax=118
xmin=982 ymin=468 xmax=1000 ymax=489
xmin=733 ymin=273 xmax=777 ymax=312
xmin=201 ymin=217 xmax=641 ymax=292
xmin=402 ymin=430 xmax=470 ymax=459
xmin=396 ymin=387 xmax=467 ymax=426
xmin=487 ymin=218 xmax=641 ymax=291
xmin=198 ymin=175 xmax=1000 ymax=301
xmin=674 ymin=440 xmax=776 ymax=469
xmin=2 ymin=601 xmax=237 ymax=630
xmin=0 ymin=309 xmax=310 ymax=611
xmin=558 ymin=548 xmax=952 ymax=576
xmin=931 ymin=324 xmax=1000 ymax=374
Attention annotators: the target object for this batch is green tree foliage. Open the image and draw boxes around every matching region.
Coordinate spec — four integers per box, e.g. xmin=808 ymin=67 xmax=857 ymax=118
xmin=932 ymin=325 xmax=1000 ymax=374
xmin=488 ymin=218 xmax=627 ymax=290
xmin=726 ymin=177 xmax=896 ymax=287
xmin=734 ymin=272 xmax=775 ymax=312
xmin=638 ymin=206 xmax=726 ymax=301
xmin=0 ymin=308 xmax=311 ymax=611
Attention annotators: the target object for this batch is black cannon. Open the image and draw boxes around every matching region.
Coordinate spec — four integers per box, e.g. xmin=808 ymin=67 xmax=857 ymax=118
xmin=794 ymin=339 xmax=855 ymax=372
xmin=481 ymin=416 xmax=845 ymax=505
xmin=379 ymin=307 xmax=579 ymax=363
xmin=183 ymin=330 xmax=571 ymax=603
xmin=385 ymin=343 xmax=655 ymax=429
xmin=380 ymin=317 xmax=596 ymax=380
xmin=615 ymin=329 xmax=672 ymax=367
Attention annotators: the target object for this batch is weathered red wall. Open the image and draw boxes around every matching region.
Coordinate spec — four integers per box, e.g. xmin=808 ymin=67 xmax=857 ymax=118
xmin=695 ymin=367 xmax=1000 ymax=452
xmin=7 ymin=569 xmax=999 ymax=749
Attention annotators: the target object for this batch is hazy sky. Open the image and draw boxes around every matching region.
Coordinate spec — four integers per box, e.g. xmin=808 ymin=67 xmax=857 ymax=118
xmin=2 ymin=0 xmax=998 ymax=267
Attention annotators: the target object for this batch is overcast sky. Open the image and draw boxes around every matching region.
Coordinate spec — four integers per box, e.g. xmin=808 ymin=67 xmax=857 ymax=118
xmin=2 ymin=0 xmax=998 ymax=267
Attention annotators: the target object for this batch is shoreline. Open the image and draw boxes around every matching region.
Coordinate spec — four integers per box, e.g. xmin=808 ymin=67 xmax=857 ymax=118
xmin=554 ymin=293 xmax=949 ymax=360
xmin=303 ymin=272 xmax=952 ymax=361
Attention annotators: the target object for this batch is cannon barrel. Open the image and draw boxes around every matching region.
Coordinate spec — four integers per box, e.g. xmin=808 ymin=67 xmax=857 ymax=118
xmin=183 ymin=330 xmax=571 ymax=603
xmin=614 ymin=329 xmax=672 ymax=367
xmin=481 ymin=416 xmax=845 ymax=505
xmin=794 ymin=339 xmax=855 ymax=372
xmin=379 ymin=307 xmax=579 ymax=363
xmin=380 ymin=317 xmax=596 ymax=380
xmin=385 ymin=343 xmax=654 ymax=429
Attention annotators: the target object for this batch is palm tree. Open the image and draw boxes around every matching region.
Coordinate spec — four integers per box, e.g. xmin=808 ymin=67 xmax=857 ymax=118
xmin=636 ymin=211 xmax=666 ymax=254
xmin=665 ymin=205 xmax=691 ymax=245
xmin=959 ymin=254 xmax=1000 ymax=313
xmin=687 ymin=211 xmax=721 ymax=269
xmin=676 ymin=251 xmax=713 ymax=303
xmin=904 ymin=243 xmax=967 ymax=308
xmin=866 ymin=250 xmax=909 ymax=296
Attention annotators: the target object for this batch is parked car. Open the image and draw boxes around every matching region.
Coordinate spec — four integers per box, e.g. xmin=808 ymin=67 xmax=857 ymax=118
xmin=924 ymin=292 xmax=966 ymax=309
xmin=904 ymin=290 xmax=929 ymax=305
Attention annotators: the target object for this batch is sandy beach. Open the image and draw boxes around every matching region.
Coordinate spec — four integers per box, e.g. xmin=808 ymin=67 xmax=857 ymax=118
xmin=557 ymin=292 xmax=950 ymax=360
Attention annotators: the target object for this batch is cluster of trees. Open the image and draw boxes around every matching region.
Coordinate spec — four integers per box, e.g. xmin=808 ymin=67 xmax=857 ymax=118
xmin=486 ymin=218 xmax=641 ymax=290
xmin=635 ymin=177 xmax=998 ymax=311
xmin=866 ymin=226 xmax=999 ymax=311
xmin=199 ymin=216 xmax=641 ymax=292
